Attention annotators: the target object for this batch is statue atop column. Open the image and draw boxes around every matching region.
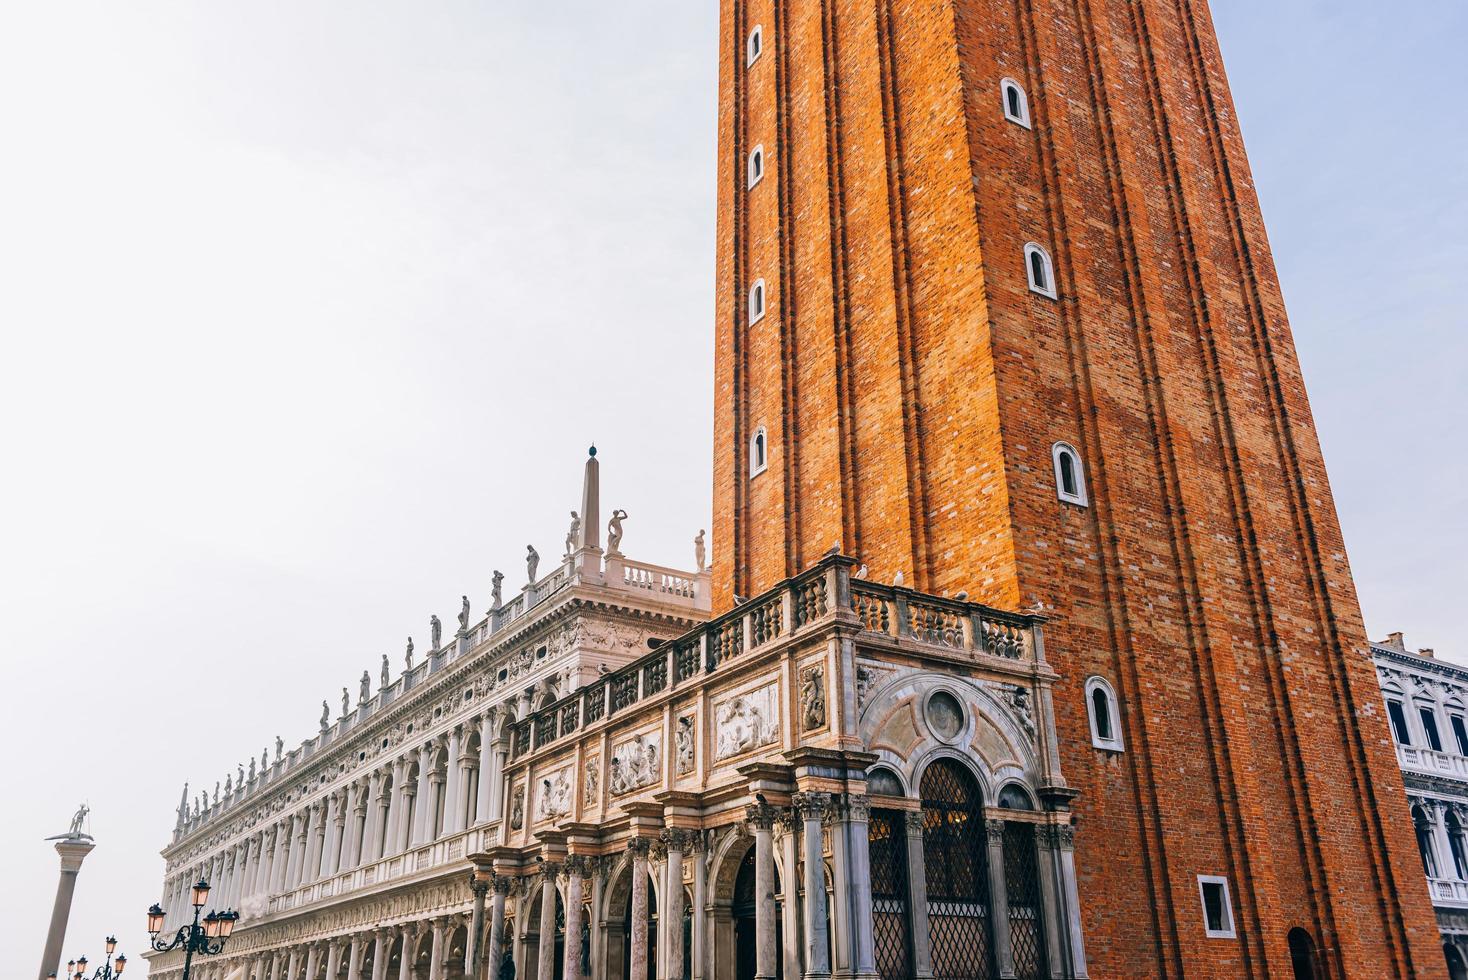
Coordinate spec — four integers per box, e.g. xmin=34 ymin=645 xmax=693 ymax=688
xmin=491 ymin=571 xmax=504 ymax=609
xmin=381 ymin=654 xmax=391 ymax=689
xmin=695 ymin=529 xmax=706 ymax=572
xmin=607 ymin=509 xmax=628 ymax=554
xmin=458 ymin=595 xmax=471 ymax=633
xmin=565 ymin=511 xmax=580 ymax=555
xmin=65 ymin=804 xmax=90 ymax=839
xmin=526 ymin=546 xmax=540 ymax=583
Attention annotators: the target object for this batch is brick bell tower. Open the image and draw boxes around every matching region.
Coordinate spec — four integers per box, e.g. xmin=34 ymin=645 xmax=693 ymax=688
xmin=711 ymin=1 xmax=1442 ymax=977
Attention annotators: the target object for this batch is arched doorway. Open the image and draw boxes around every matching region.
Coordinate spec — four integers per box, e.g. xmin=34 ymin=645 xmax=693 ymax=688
xmin=445 ymin=923 xmax=468 ymax=980
xmin=1287 ymin=927 xmax=1319 ymax=980
xmin=731 ymin=847 xmax=782 ymax=980
xmin=868 ymin=808 xmax=913 ymax=980
xmin=921 ymin=759 xmax=994 ymax=979
xmin=1446 ymin=943 xmax=1468 ymax=980
xmin=523 ymin=889 xmax=566 ymax=980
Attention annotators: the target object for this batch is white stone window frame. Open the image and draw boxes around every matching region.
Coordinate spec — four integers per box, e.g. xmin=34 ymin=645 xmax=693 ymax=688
xmin=1001 ymin=77 xmax=1032 ymax=129
xmin=1417 ymin=696 xmax=1446 ymax=752
xmin=748 ymin=144 xmax=765 ymax=189
xmin=1085 ymin=675 xmax=1123 ymax=752
xmin=747 ymin=25 xmax=764 ymax=67
xmin=1052 ymin=441 xmax=1088 ymax=507
xmin=1025 ymin=242 xmax=1058 ymax=299
xmin=1197 ymin=875 xmax=1237 ymax=939
xmin=750 ymin=424 xmax=769 ymax=478
xmin=749 ymin=278 xmax=767 ymax=325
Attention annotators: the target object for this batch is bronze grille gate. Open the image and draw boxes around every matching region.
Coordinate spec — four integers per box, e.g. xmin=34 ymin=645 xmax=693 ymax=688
xmin=921 ymin=760 xmax=996 ymax=980
xmin=1002 ymin=822 xmax=1048 ymax=980
xmin=869 ymin=809 xmax=914 ymax=979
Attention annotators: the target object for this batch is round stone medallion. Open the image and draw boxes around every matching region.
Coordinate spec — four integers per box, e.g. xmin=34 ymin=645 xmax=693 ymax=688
xmin=926 ymin=690 xmax=965 ymax=741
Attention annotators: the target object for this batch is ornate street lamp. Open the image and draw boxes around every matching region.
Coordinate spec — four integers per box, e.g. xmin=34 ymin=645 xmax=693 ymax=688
xmin=145 ymin=879 xmax=238 ymax=980
xmin=56 ymin=936 xmax=127 ymax=980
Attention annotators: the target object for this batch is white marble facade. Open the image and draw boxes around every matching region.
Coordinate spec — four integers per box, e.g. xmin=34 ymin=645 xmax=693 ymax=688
xmin=147 ymin=455 xmax=1089 ymax=980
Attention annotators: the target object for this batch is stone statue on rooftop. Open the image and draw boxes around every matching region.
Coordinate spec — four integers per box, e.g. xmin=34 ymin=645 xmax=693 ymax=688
xmin=248 ymin=757 xmax=256 ymax=781
xmin=407 ymin=634 xmax=417 ymax=668
xmin=341 ymin=687 xmax=350 ymax=716
xmin=224 ymin=774 xmax=232 ymax=795
xmin=430 ymin=613 xmax=442 ymax=649
xmin=491 ymin=572 xmax=504 ymax=609
xmin=320 ymin=701 xmax=330 ymax=731
xmin=275 ymin=735 xmax=284 ymax=761
xmin=67 ymin=803 xmax=90 ymax=837
xmin=607 ymin=509 xmax=628 ymax=554
xmin=526 ymin=546 xmax=540 ymax=583
xmin=237 ymin=762 xmax=245 ymax=783
xmin=695 ymin=529 xmax=706 ymax=572
xmin=566 ymin=511 xmax=580 ymax=555
xmin=458 ymin=595 xmax=471 ymax=633
xmin=381 ymin=654 xmax=390 ymax=689
xmin=261 ymin=748 xmax=268 ymax=771
xmin=360 ymin=670 xmax=371 ymax=703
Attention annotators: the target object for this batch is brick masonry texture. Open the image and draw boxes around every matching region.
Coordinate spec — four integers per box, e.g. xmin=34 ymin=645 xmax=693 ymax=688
xmin=711 ymin=0 xmax=1445 ymax=976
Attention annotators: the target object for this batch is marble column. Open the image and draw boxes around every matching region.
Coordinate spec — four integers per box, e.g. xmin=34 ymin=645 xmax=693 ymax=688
xmin=630 ymin=839 xmax=652 ymax=980
xmin=302 ymin=805 xmax=325 ymax=885
xmin=475 ymin=713 xmax=496 ymax=825
xmin=488 ymin=875 xmax=511 ymax=980
xmin=398 ymin=926 xmax=416 ymax=980
xmin=370 ymin=929 xmax=391 ymax=980
xmin=349 ymin=935 xmax=365 ymax=980
xmin=903 ymin=812 xmax=933 ymax=979
xmin=795 ymin=793 xmax=833 ymax=980
xmin=304 ymin=943 xmax=321 ymax=980
xmin=564 ymin=857 xmax=588 ymax=980
xmin=984 ymin=819 xmax=1015 ymax=979
xmin=323 ymin=794 xmax=344 ymax=878
xmin=274 ymin=819 xmax=294 ymax=892
xmin=661 ymin=830 xmax=688 ymax=980
xmin=36 ymin=837 xmax=95 ymax=980
xmin=489 ymin=740 xmax=510 ymax=823
xmin=589 ymin=858 xmax=608 ymax=980
xmin=747 ymin=803 xmax=779 ymax=980
xmin=429 ymin=918 xmax=448 ymax=980
xmin=362 ymin=773 xmax=386 ymax=864
xmin=325 ymin=940 xmax=343 ymax=980
xmin=287 ymin=948 xmax=301 ymax=980
xmin=384 ymin=759 xmax=407 ymax=856
xmin=412 ymin=743 xmax=435 ymax=846
xmin=444 ymin=727 xmax=464 ymax=835
xmin=839 ymin=795 xmax=877 ymax=980
xmin=691 ymin=835 xmax=708 ymax=980
xmin=538 ymin=864 xmax=561 ymax=980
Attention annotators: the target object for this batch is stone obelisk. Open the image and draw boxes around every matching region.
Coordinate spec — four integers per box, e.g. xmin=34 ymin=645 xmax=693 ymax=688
xmin=39 ymin=807 xmax=95 ymax=980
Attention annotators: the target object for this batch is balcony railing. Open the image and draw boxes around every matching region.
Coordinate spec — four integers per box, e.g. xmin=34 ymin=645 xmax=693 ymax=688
xmin=509 ymin=555 xmax=1042 ymax=760
xmin=1399 ymin=744 xmax=1468 ymax=780
xmin=1428 ymin=875 xmax=1468 ymax=907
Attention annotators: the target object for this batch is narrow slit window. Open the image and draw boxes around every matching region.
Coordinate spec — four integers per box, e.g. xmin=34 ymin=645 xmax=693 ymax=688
xmin=1001 ymin=78 xmax=1031 ymax=128
xmin=749 ymin=279 xmax=766 ymax=325
xmin=748 ymin=145 xmax=765 ymax=188
xmin=750 ymin=425 xmax=769 ymax=477
xmin=1197 ymin=876 xmax=1236 ymax=938
xmin=1025 ymin=243 xmax=1057 ymax=298
xmin=747 ymin=25 xmax=764 ymax=66
xmin=1052 ymin=442 xmax=1088 ymax=506
xmin=1086 ymin=676 xmax=1123 ymax=751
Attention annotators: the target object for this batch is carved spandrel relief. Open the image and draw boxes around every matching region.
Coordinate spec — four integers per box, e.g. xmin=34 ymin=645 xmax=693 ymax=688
xmin=675 ymin=714 xmax=695 ymax=775
xmin=609 ymin=730 xmax=663 ymax=796
xmin=800 ymin=664 xmax=826 ymax=732
xmin=509 ymin=785 xmax=525 ymax=830
xmin=715 ymin=683 xmax=781 ymax=761
xmin=584 ymin=756 xmax=600 ymax=806
xmin=534 ymin=766 xmax=573 ymax=824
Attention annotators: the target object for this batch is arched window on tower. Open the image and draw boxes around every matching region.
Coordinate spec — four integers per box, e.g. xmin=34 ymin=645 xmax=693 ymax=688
xmin=1025 ymin=242 xmax=1057 ymax=298
xmin=750 ymin=425 xmax=769 ymax=477
xmin=1287 ymin=928 xmax=1320 ymax=980
xmin=747 ymin=25 xmax=764 ymax=66
xmin=748 ymin=145 xmax=765 ymax=188
xmin=1052 ymin=442 xmax=1088 ymax=506
xmin=1086 ymin=676 xmax=1123 ymax=751
xmin=1001 ymin=77 xmax=1031 ymax=128
xmin=749 ymin=278 xmax=766 ymax=325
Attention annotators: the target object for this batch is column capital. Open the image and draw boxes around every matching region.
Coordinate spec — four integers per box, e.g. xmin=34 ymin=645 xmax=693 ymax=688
xmin=469 ymin=873 xmax=490 ymax=898
xmin=904 ymin=810 xmax=925 ymax=835
xmin=660 ymin=827 xmax=697 ymax=852
xmin=492 ymin=873 xmax=514 ymax=896
xmin=563 ymin=854 xmax=591 ymax=878
xmin=539 ymin=860 xmax=562 ymax=883
xmin=985 ymin=818 xmax=1007 ymax=845
xmin=744 ymin=802 xmax=781 ymax=830
xmin=792 ymin=791 xmax=834 ymax=821
xmin=627 ymin=837 xmax=653 ymax=858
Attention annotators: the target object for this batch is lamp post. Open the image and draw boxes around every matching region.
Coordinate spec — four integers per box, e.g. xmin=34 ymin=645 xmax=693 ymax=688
xmin=50 ymin=936 xmax=128 ymax=980
xmin=145 ymin=879 xmax=238 ymax=980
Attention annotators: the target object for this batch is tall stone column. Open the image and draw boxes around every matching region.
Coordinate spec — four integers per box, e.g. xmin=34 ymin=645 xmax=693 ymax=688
xmin=36 ymin=837 xmax=95 ymax=980
xmin=412 ymin=744 xmax=435 ymax=846
xmin=349 ymin=935 xmax=365 ymax=979
xmin=903 ymin=812 xmax=933 ymax=979
xmin=303 ymin=805 xmax=326 ymax=885
xmin=588 ymin=858 xmax=607 ymax=980
xmin=398 ymin=926 xmax=416 ymax=980
xmin=325 ymin=940 xmax=343 ymax=980
xmin=984 ymin=820 xmax=1015 ymax=979
xmin=429 ymin=918 xmax=448 ymax=980
xmin=370 ymin=929 xmax=391 ymax=980
xmin=629 ymin=839 xmax=652 ymax=980
xmin=661 ymin=830 xmax=689 ymax=980
xmin=444 ymin=727 xmax=464 ymax=835
xmin=323 ymin=794 xmax=344 ymax=879
xmin=287 ymin=947 xmax=301 ymax=980
xmin=563 ymin=857 xmax=588 ymax=980
xmin=691 ymin=835 xmax=708 ymax=980
xmin=274 ymin=819 xmax=294 ymax=892
xmin=839 ymin=795 xmax=877 ymax=980
xmin=488 ymin=876 xmax=511 ymax=980
xmin=304 ymin=943 xmax=321 ymax=980
xmin=747 ymin=804 xmax=779 ymax=980
xmin=384 ymin=760 xmax=407 ymax=856
xmin=537 ymin=865 xmax=560 ymax=980
xmin=475 ymin=714 xmax=496 ymax=826
xmin=795 ymin=794 xmax=833 ymax=980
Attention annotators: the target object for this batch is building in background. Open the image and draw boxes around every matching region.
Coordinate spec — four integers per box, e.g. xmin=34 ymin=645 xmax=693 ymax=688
xmin=1374 ymin=632 xmax=1468 ymax=978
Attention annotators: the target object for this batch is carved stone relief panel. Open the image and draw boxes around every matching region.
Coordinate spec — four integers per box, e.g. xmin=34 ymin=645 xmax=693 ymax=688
xmin=609 ymin=728 xmax=663 ymax=796
xmin=533 ymin=763 xmax=574 ymax=824
xmin=675 ymin=713 xmax=696 ymax=776
xmin=715 ymin=682 xmax=781 ymax=761
xmin=799 ymin=662 xmax=827 ymax=732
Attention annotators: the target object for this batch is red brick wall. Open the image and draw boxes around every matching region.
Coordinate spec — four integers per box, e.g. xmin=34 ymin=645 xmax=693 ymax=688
xmin=712 ymin=0 xmax=1443 ymax=976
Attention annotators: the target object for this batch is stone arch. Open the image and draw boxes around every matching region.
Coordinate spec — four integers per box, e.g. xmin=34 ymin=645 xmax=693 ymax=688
xmin=410 ymin=930 xmax=434 ymax=979
xmin=706 ymin=829 xmax=789 ymax=980
xmin=444 ymin=921 xmax=469 ymax=979
xmin=598 ymin=851 xmax=663 ymax=980
xmin=520 ymin=882 xmax=568 ymax=980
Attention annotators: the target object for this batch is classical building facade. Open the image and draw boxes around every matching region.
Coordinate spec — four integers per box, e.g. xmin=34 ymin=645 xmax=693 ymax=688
xmin=711 ymin=0 xmax=1441 ymax=976
xmin=147 ymin=455 xmax=1085 ymax=980
xmin=1373 ymin=633 xmax=1468 ymax=978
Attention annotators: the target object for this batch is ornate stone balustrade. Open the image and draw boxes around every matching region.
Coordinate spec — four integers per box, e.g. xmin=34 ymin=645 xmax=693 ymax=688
xmin=1400 ymin=744 xmax=1468 ymax=780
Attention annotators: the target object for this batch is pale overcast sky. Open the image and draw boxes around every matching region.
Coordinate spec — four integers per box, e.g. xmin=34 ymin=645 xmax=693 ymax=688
xmin=1 ymin=1 xmax=1463 ymax=974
